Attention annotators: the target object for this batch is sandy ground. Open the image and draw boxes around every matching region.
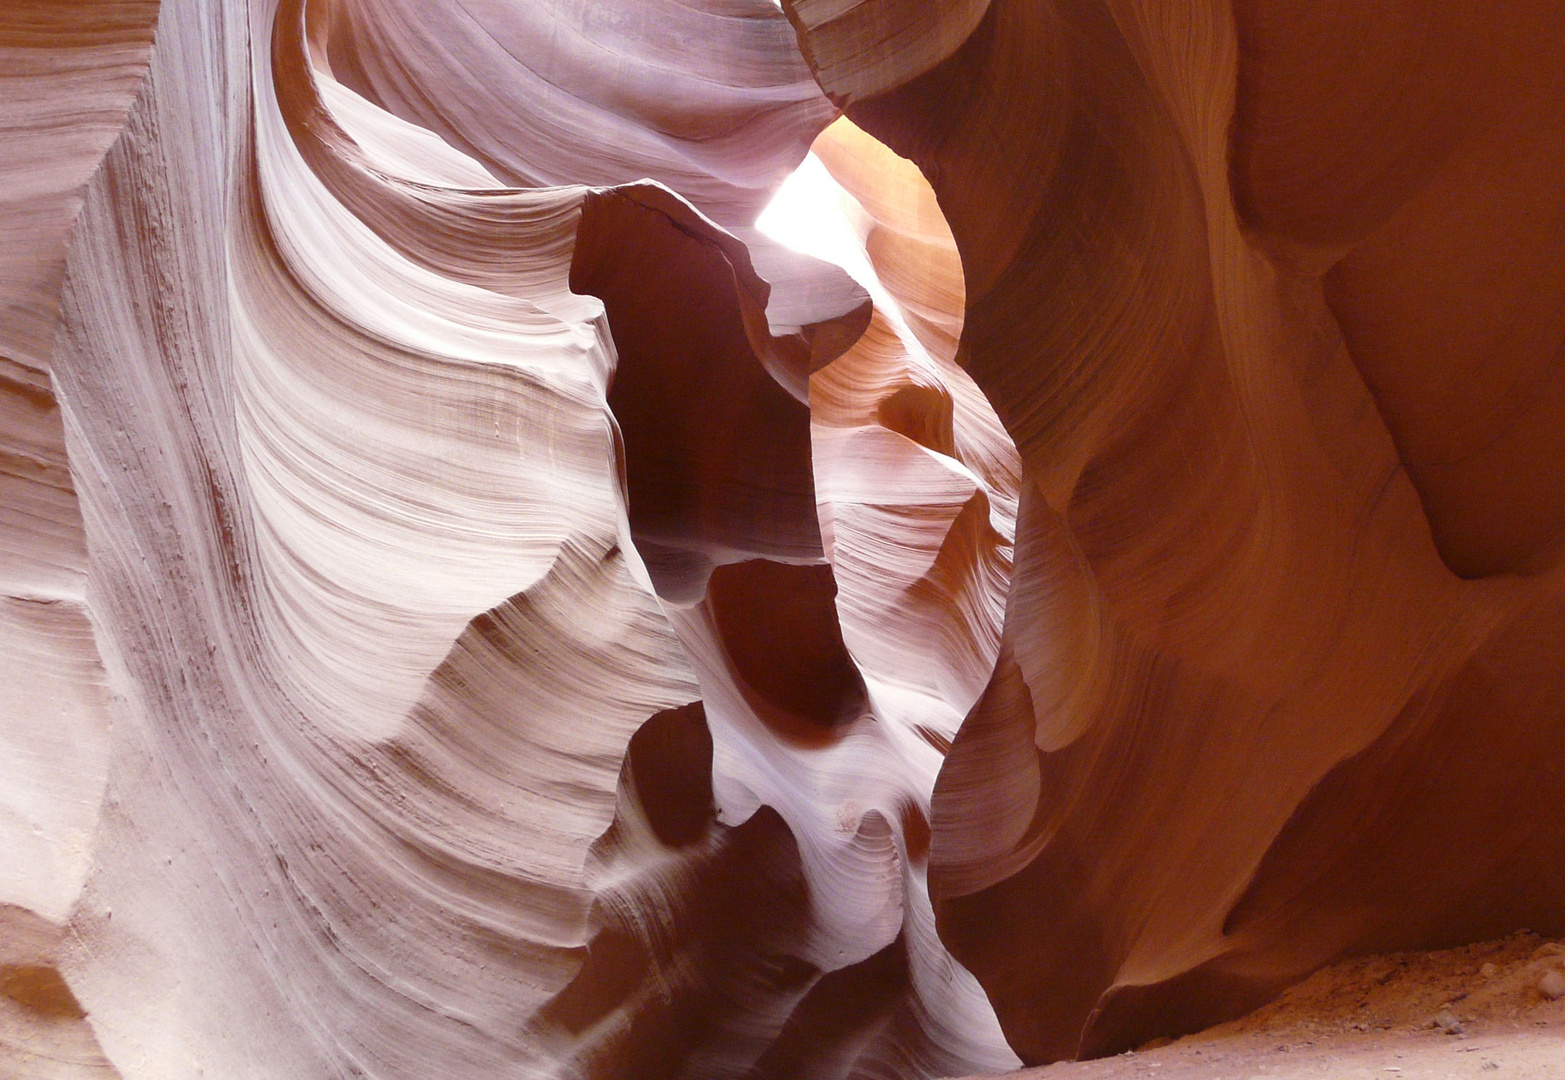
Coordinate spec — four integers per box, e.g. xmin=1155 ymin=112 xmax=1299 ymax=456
xmin=962 ymin=934 xmax=1565 ymax=1080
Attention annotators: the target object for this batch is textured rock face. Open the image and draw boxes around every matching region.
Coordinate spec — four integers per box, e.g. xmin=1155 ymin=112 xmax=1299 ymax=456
xmin=4 ymin=0 xmax=1018 ymax=1076
xmin=790 ymin=0 xmax=1565 ymax=1065
xmin=2 ymin=1 xmax=1563 ymax=1077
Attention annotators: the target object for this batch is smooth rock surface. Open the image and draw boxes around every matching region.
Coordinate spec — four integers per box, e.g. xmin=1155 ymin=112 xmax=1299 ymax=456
xmin=787 ymin=0 xmax=1565 ymax=1065
xmin=4 ymin=0 xmax=1564 ymax=1077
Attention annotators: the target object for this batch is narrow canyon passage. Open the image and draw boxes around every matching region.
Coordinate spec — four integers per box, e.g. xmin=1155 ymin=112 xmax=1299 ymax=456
xmin=3 ymin=1 xmax=1564 ymax=1078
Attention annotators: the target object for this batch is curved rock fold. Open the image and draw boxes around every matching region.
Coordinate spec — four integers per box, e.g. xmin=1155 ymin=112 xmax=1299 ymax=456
xmin=4 ymin=0 xmax=1563 ymax=1076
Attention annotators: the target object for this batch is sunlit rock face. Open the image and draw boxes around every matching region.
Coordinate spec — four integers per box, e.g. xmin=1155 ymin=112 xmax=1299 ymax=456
xmin=3 ymin=0 xmax=1563 ymax=1077
xmin=3 ymin=0 xmax=1019 ymax=1076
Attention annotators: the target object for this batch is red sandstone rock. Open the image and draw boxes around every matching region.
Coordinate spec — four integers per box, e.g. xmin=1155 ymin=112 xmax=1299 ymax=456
xmin=4 ymin=0 xmax=1565 ymax=1076
xmin=788 ymin=0 xmax=1565 ymax=1065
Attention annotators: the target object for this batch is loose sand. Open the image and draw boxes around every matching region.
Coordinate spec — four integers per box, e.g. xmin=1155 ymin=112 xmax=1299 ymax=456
xmin=963 ymin=934 xmax=1565 ymax=1080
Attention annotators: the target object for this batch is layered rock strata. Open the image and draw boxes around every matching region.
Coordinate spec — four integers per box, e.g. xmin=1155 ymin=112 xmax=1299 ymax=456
xmin=5 ymin=0 xmax=1019 ymax=1076
xmin=5 ymin=0 xmax=1565 ymax=1076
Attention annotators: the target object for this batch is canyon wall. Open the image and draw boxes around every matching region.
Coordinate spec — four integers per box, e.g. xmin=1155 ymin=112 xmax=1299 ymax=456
xmin=3 ymin=0 xmax=1563 ymax=1076
xmin=788 ymin=0 xmax=1565 ymax=1063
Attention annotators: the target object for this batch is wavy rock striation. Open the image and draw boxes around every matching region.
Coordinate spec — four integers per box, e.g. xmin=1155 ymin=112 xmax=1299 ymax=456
xmin=5 ymin=0 xmax=1019 ymax=1076
xmin=5 ymin=0 xmax=1564 ymax=1076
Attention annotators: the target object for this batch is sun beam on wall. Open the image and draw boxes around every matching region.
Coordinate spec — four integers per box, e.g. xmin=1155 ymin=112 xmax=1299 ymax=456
xmin=757 ymin=121 xmax=932 ymax=362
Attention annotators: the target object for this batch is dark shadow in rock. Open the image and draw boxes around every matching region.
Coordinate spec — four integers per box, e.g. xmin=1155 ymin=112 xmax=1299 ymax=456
xmin=705 ymin=559 xmax=869 ymax=746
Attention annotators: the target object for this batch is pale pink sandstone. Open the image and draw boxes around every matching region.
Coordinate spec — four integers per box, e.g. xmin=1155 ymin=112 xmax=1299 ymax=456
xmin=3 ymin=1 xmax=1564 ymax=1077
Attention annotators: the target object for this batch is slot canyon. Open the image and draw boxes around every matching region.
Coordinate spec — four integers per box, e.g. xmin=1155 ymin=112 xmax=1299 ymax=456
xmin=2 ymin=1 xmax=1564 ymax=1077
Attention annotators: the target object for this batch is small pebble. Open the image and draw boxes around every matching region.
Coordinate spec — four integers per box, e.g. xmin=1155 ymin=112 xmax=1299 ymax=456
xmin=1540 ymin=970 xmax=1565 ymax=1001
xmin=1434 ymin=1009 xmax=1463 ymax=1035
xmin=1480 ymin=962 xmax=1498 ymax=978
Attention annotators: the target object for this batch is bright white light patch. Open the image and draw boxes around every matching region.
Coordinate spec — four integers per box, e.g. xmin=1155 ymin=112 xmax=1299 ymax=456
xmin=757 ymin=154 xmax=872 ymax=285
xmin=757 ymin=152 xmax=917 ymax=338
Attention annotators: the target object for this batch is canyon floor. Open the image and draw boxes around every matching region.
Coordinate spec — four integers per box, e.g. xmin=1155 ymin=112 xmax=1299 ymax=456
xmin=967 ymin=935 xmax=1565 ymax=1080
